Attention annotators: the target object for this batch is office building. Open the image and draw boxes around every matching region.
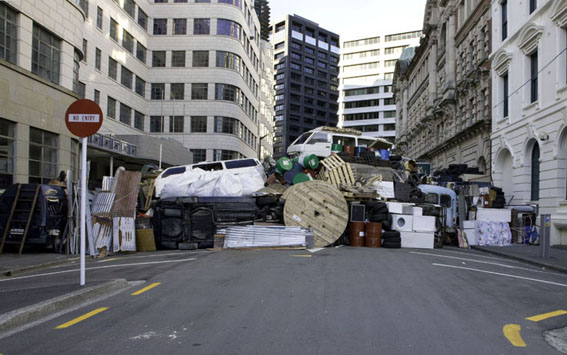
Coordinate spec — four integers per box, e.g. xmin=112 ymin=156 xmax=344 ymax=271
xmin=270 ymin=15 xmax=340 ymax=158
xmin=338 ymin=31 xmax=421 ymax=141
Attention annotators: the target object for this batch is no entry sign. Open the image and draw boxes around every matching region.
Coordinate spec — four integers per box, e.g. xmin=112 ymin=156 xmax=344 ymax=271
xmin=65 ymin=99 xmax=103 ymax=137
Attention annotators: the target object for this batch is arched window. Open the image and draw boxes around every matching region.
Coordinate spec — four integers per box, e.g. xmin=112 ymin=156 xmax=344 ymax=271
xmin=531 ymin=144 xmax=540 ymax=201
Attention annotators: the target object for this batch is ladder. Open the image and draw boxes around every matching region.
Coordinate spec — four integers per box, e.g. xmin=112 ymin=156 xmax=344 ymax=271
xmin=0 ymin=184 xmax=41 ymax=255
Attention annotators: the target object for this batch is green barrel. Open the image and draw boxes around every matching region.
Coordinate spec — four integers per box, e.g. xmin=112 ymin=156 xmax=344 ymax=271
xmin=299 ymin=154 xmax=319 ymax=170
xmin=331 ymin=144 xmax=343 ymax=153
xmin=275 ymin=157 xmax=293 ymax=174
xmin=292 ymin=156 xmax=299 ymax=164
xmin=293 ymin=173 xmax=312 ymax=185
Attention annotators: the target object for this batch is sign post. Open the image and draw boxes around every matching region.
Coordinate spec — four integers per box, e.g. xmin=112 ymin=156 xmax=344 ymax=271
xmin=65 ymin=99 xmax=103 ymax=286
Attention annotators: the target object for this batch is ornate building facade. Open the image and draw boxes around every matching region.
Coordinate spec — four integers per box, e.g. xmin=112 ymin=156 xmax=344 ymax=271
xmin=394 ymin=0 xmax=492 ymax=174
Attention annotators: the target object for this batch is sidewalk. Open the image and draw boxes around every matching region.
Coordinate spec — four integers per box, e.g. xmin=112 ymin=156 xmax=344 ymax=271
xmin=472 ymin=244 xmax=567 ymax=274
xmin=0 ymin=253 xmax=79 ymax=277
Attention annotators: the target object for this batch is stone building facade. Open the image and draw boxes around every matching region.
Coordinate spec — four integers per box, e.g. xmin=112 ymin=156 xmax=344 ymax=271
xmin=394 ymin=0 xmax=492 ymax=174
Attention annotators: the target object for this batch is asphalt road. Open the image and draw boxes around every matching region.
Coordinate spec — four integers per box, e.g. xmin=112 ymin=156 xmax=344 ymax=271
xmin=0 ymin=247 xmax=566 ymax=354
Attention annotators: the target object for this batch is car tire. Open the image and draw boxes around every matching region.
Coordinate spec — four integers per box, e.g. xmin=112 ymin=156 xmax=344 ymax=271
xmin=369 ymin=213 xmax=389 ymax=222
xmin=382 ymin=231 xmax=400 ymax=240
xmin=382 ymin=241 xmax=401 ymax=248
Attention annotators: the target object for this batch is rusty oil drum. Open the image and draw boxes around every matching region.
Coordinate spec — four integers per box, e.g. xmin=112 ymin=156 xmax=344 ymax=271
xmin=365 ymin=222 xmax=382 ymax=248
xmin=349 ymin=221 xmax=365 ymax=247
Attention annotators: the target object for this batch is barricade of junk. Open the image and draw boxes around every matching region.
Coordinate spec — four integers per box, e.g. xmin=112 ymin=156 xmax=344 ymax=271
xmin=0 ymin=127 xmax=538 ymax=256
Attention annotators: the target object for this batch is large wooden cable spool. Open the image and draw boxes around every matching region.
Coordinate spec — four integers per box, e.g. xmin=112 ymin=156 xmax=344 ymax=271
xmin=283 ymin=180 xmax=349 ymax=247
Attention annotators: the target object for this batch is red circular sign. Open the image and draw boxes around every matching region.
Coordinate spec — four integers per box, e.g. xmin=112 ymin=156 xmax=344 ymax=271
xmin=65 ymin=99 xmax=104 ymax=138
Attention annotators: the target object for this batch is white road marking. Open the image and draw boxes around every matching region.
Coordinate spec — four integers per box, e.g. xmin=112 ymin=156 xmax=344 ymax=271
xmin=439 ymin=249 xmax=522 ymax=263
xmin=433 ymin=263 xmax=567 ymax=288
xmin=308 ymin=248 xmax=325 ymax=253
xmin=0 ymin=258 xmax=197 ymax=283
xmin=410 ymin=251 xmax=561 ymax=276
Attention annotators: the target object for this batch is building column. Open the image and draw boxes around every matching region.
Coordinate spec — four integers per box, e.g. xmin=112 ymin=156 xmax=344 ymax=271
xmin=17 ymin=14 xmax=33 ymax=71
xmin=446 ymin=11 xmax=457 ymax=91
xmin=428 ymin=42 xmax=438 ymax=107
xmin=402 ymin=87 xmax=409 ymax=136
xmin=14 ymin=124 xmax=29 ymax=184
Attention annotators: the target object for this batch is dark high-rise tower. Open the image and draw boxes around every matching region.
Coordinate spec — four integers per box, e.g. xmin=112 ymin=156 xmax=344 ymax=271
xmin=270 ymin=15 xmax=340 ymax=158
xmin=254 ymin=0 xmax=271 ymax=41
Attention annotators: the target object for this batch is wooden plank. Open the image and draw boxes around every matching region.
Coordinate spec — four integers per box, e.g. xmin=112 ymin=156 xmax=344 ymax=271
xmin=283 ymin=180 xmax=348 ymax=247
xmin=0 ymin=184 xmax=21 ymax=255
xmin=19 ymin=185 xmax=41 ymax=255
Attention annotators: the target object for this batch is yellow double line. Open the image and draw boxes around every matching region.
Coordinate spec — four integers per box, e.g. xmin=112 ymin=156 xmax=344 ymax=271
xmin=54 ymin=283 xmax=161 ymax=329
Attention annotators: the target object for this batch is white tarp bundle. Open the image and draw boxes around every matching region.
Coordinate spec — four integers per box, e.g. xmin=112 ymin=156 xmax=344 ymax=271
xmin=224 ymin=225 xmax=311 ymax=249
xmin=160 ymin=168 xmax=265 ymax=199
xmin=476 ymin=222 xmax=512 ymax=246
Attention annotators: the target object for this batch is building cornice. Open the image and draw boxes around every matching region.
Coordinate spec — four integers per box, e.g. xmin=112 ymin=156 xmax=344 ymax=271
xmin=455 ymin=0 xmax=490 ymax=45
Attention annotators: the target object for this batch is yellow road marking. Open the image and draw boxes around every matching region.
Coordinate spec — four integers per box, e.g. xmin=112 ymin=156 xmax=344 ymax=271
xmin=526 ymin=310 xmax=567 ymax=322
xmin=55 ymin=307 xmax=109 ymax=329
xmin=503 ymin=324 xmax=526 ymax=347
xmin=131 ymin=282 xmax=161 ymax=296
xmin=291 ymin=255 xmax=312 ymax=258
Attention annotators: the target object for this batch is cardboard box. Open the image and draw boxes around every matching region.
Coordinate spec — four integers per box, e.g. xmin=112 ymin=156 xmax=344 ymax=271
xmin=401 ymin=232 xmax=434 ymax=249
xmin=412 ymin=207 xmax=423 ymax=217
xmin=390 ymin=214 xmax=413 ymax=232
xmin=463 ymin=228 xmax=478 ymax=246
xmin=413 ymin=215 xmax=436 ymax=232
xmin=476 ymin=208 xmax=511 ymax=223
xmin=463 ymin=220 xmax=476 ymax=229
xmin=387 ymin=202 xmax=414 ymax=214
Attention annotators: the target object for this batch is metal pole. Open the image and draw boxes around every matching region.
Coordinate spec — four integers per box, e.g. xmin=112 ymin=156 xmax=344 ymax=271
xmin=110 ymin=155 xmax=114 ymax=177
xmin=80 ymin=137 xmax=87 ymax=286
xmin=159 ymin=144 xmax=163 ymax=170
xmin=539 ymin=214 xmax=551 ymax=258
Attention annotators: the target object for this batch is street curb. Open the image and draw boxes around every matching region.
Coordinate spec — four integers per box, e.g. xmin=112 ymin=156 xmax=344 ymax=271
xmin=0 ymin=257 xmax=80 ymax=278
xmin=0 ymin=279 xmax=129 ymax=334
xmin=471 ymin=246 xmax=567 ymax=274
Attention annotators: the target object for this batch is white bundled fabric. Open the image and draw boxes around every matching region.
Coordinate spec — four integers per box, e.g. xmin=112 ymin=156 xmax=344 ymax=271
xmin=224 ymin=226 xmax=309 ymax=249
xmin=160 ymin=168 xmax=263 ymax=198
xmin=476 ymin=221 xmax=512 ymax=246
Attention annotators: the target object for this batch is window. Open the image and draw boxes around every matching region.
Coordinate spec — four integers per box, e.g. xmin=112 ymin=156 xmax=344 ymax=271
xmin=108 ymin=57 xmax=117 ymax=79
xmin=32 ymin=25 xmax=61 ymax=84
xmin=529 ymin=0 xmax=537 ymax=14
xmin=95 ymin=48 xmax=101 ymax=70
xmin=29 ymin=128 xmax=58 ymax=184
xmin=214 ymin=150 xmax=240 ymax=161
xmin=134 ymin=111 xmax=144 ymax=130
xmin=216 ymin=51 xmax=241 ymax=71
xmin=82 ymin=39 xmax=88 ymax=62
xmin=135 ymin=76 xmax=146 ymax=97
xmin=121 ymin=66 xmax=133 ymax=88
xmin=107 ymin=96 xmax=116 ymax=118
xmin=169 ymin=116 xmax=184 ymax=132
xmin=124 ymin=0 xmax=136 ymax=18
xmin=191 ymin=149 xmax=206 ymax=163
xmin=110 ymin=18 xmax=119 ymax=41
xmin=530 ymin=52 xmax=538 ymax=103
xmin=120 ymin=103 xmax=132 ymax=125
xmin=122 ymin=30 xmax=134 ymax=53
xmin=96 ymin=6 xmax=103 ymax=29
xmin=0 ymin=118 xmax=15 ymax=188
xmin=192 ymin=51 xmax=209 ymax=67
xmin=152 ymin=51 xmax=166 ymax=67
xmin=94 ymin=89 xmax=100 ymax=104
xmin=171 ymin=50 xmax=186 ymax=67
xmin=503 ymin=73 xmax=509 ymax=117
xmin=502 ymin=0 xmax=508 ymax=40
xmin=150 ymin=116 xmax=164 ymax=133
xmin=136 ymin=42 xmax=147 ymax=63
xmin=215 ymin=83 xmax=238 ymax=102
xmin=191 ymin=116 xmax=207 ymax=132
xmin=138 ymin=8 xmax=148 ymax=30
xmin=531 ymin=143 xmax=540 ymax=200
xmin=384 ymin=98 xmax=395 ymax=105
xmin=174 ymin=0 xmax=188 ymax=2
xmin=191 ymin=83 xmax=208 ymax=99
xmin=194 ymin=19 xmax=210 ymax=35
xmin=170 ymin=83 xmax=185 ymax=100
xmin=151 ymin=83 xmax=165 ymax=100
xmin=291 ymin=63 xmax=301 ymax=71
xmin=345 ymin=87 xmax=380 ymax=96
xmin=153 ymin=18 xmax=167 ymax=35
xmin=217 ymin=19 xmax=241 ymax=40
xmin=173 ymin=18 xmax=187 ymax=35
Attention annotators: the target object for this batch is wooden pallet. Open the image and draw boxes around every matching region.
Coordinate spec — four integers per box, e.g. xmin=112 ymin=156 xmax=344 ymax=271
xmin=320 ymin=155 xmax=355 ymax=187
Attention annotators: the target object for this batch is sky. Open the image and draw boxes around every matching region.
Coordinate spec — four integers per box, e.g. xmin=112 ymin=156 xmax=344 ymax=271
xmin=270 ymin=0 xmax=427 ymax=41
